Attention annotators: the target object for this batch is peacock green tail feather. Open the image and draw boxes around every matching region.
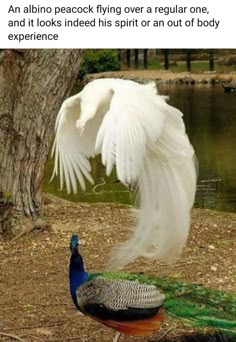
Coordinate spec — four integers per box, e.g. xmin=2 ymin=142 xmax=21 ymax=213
xmin=88 ymin=272 xmax=236 ymax=335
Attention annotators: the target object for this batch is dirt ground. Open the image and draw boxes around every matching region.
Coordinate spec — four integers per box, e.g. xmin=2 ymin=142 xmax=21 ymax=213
xmin=0 ymin=195 xmax=235 ymax=342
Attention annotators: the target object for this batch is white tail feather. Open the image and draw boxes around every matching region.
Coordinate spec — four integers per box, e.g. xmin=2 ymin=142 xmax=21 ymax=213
xmin=109 ymin=108 xmax=197 ymax=269
xmin=109 ymin=154 xmax=196 ymax=268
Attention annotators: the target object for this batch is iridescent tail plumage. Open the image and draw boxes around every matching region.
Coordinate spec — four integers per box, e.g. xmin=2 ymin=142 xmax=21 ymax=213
xmin=88 ymin=272 xmax=236 ymax=336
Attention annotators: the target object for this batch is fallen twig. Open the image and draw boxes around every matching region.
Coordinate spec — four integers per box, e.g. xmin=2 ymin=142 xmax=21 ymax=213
xmin=0 ymin=332 xmax=25 ymax=342
xmin=20 ymin=335 xmax=43 ymax=341
xmin=158 ymin=328 xmax=174 ymax=341
xmin=48 ymin=337 xmax=84 ymax=341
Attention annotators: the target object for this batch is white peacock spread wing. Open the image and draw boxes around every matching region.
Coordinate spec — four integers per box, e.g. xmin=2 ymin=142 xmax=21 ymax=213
xmin=52 ymin=79 xmax=197 ymax=268
xmin=51 ymin=93 xmax=100 ymax=193
xmin=95 ymin=82 xmax=166 ymax=185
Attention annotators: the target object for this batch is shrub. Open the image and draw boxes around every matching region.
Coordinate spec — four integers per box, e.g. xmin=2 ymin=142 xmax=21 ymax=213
xmin=79 ymin=50 xmax=121 ymax=79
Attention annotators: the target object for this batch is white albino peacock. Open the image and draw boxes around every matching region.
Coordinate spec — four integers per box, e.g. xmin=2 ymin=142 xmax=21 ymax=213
xmin=52 ymin=78 xmax=197 ymax=268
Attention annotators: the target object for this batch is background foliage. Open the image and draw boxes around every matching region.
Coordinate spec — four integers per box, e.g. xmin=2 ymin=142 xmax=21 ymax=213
xmin=79 ymin=49 xmax=121 ymax=79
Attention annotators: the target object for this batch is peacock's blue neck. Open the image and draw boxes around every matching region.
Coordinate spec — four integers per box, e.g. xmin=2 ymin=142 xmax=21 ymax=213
xmin=69 ymin=252 xmax=88 ymax=310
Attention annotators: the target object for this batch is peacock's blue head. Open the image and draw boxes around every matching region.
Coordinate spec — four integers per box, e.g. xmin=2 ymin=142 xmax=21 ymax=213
xmin=70 ymin=234 xmax=79 ymax=255
xmin=69 ymin=234 xmax=86 ymax=273
xmin=69 ymin=234 xmax=88 ymax=309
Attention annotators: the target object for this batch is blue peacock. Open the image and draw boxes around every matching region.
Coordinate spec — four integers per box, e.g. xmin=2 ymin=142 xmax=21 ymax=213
xmin=69 ymin=234 xmax=236 ymax=342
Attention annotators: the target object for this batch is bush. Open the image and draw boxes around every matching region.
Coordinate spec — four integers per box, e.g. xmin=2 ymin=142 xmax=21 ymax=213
xmin=79 ymin=50 xmax=121 ymax=79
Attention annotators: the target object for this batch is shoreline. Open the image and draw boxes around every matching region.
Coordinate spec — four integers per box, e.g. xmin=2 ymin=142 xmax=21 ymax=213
xmin=86 ymin=69 xmax=236 ymax=85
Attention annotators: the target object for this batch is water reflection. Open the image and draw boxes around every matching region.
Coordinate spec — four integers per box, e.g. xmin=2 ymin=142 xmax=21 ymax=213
xmin=162 ymin=84 xmax=236 ymax=212
xmin=43 ymin=84 xmax=236 ymax=213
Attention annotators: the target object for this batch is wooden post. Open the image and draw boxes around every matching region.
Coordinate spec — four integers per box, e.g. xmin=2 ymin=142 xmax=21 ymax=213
xmin=186 ymin=50 xmax=191 ymax=72
xmin=164 ymin=49 xmax=169 ymax=70
xmin=134 ymin=49 xmax=139 ymax=69
xmin=143 ymin=49 xmax=148 ymax=69
xmin=209 ymin=50 xmax=214 ymax=71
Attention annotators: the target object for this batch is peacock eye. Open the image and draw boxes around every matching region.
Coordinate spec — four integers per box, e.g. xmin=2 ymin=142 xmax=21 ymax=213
xmin=197 ymin=304 xmax=206 ymax=310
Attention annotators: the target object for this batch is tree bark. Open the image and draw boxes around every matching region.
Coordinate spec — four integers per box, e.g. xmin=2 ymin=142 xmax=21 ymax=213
xmin=0 ymin=49 xmax=83 ymax=238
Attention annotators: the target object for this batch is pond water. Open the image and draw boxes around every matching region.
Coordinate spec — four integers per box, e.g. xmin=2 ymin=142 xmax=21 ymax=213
xmin=43 ymin=83 xmax=236 ymax=213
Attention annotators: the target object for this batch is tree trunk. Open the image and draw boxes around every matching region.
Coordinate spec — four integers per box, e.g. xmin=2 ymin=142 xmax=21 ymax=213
xmin=0 ymin=49 xmax=83 ymax=238
xmin=126 ymin=49 xmax=131 ymax=68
